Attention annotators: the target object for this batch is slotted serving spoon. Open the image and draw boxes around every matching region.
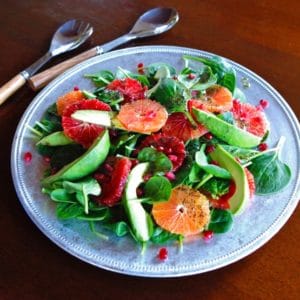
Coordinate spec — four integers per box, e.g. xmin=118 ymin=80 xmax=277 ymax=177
xmin=0 ymin=19 xmax=93 ymax=105
xmin=28 ymin=7 xmax=179 ymax=91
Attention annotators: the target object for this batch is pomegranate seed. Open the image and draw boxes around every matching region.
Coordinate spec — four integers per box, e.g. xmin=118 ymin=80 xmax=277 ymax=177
xmin=137 ymin=62 xmax=144 ymax=68
xmin=168 ymin=154 xmax=178 ymax=162
xmin=204 ymin=132 xmax=213 ymax=140
xmin=259 ymin=99 xmax=269 ymax=109
xmin=131 ymin=159 xmax=139 ymax=167
xmin=157 ymin=146 xmax=164 ymax=152
xmin=165 ymin=171 xmax=175 ymax=180
xmin=210 ymin=160 xmax=219 ymax=166
xmin=188 ymin=73 xmax=196 ymax=79
xmin=137 ymin=62 xmax=144 ymax=74
xmin=136 ymin=188 xmax=144 ymax=197
xmin=43 ymin=156 xmax=51 ymax=164
xmin=94 ymin=173 xmax=105 ymax=181
xmin=166 ymin=148 xmax=173 ymax=154
xmin=191 ymin=90 xmax=199 ymax=98
xmin=143 ymin=173 xmax=152 ymax=182
xmin=158 ymin=247 xmax=168 ymax=260
xmin=23 ymin=152 xmax=32 ymax=163
xmin=217 ymin=199 xmax=230 ymax=210
xmin=202 ymin=230 xmax=214 ymax=242
xmin=73 ymin=86 xmax=79 ymax=91
xmin=206 ymin=145 xmax=215 ymax=153
xmin=173 ymin=75 xmax=178 ymax=80
xmin=51 ymin=167 xmax=58 ymax=175
xmin=258 ymin=143 xmax=268 ymax=151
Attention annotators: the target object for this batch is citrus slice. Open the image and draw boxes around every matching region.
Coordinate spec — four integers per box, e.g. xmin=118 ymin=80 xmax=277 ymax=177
xmin=106 ymin=78 xmax=147 ymax=103
xmin=189 ymin=85 xmax=233 ymax=113
xmin=138 ymin=133 xmax=185 ymax=171
xmin=116 ymin=99 xmax=168 ymax=134
xmin=152 ymin=185 xmax=210 ymax=236
xmin=162 ymin=112 xmax=208 ymax=142
xmin=56 ymin=90 xmax=86 ymax=115
xmin=93 ymin=157 xmax=132 ymax=207
xmin=245 ymin=168 xmax=255 ymax=199
xmin=231 ymin=100 xmax=269 ymax=137
xmin=62 ymin=99 xmax=111 ymax=148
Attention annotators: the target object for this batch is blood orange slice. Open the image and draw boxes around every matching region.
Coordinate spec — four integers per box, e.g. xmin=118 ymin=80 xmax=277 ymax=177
xmin=231 ymin=100 xmax=269 ymax=137
xmin=189 ymin=85 xmax=233 ymax=113
xmin=117 ymin=99 xmax=168 ymax=134
xmin=62 ymin=99 xmax=111 ymax=148
xmin=106 ymin=78 xmax=147 ymax=103
xmin=245 ymin=168 xmax=255 ymax=199
xmin=56 ymin=90 xmax=86 ymax=116
xmin=152 ymin=185 xmax=210 ymax=236
xmin=162 ymin=112 xmax=208 ymax=142
xmin=93 ymin=157 xmax=132 ymax=207
xmin=138 ymin=133 xmax=185 ymax=171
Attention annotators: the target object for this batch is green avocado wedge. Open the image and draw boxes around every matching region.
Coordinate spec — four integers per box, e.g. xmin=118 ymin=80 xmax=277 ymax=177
xmin=36 ymin=131 xmax=74 ymax=146
xmin=123 ymin=162 xmax=153 ymax=243
xmin=209 ymin=145 xmax=250 ymax=215
xmin=192 ymin=108 xmax=262 ymax=148
xmin=42 ymin=130 xmax=110 ymax=188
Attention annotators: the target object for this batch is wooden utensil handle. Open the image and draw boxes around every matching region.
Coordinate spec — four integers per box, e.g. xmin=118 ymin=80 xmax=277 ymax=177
xmin=0 ymin=74 xmax=26 ymax=105
xmin=28 ymin=47 xmax=99 ymax=91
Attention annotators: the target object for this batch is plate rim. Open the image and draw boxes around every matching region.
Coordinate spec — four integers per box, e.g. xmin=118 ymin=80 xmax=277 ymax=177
xmin=11 ymin=45 xmax=300 ymax=277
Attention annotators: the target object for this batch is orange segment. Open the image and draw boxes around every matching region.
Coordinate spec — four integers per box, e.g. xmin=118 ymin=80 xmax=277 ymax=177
xmin=194 ymin=84 xmax=233 ymax=113
xmin=116 ymin=99 xmax=168 ymax=134
xmin=152 ymin=185 xmax=210 ymax=236
xmin=56 ymin=90 xmax=85 ymax=116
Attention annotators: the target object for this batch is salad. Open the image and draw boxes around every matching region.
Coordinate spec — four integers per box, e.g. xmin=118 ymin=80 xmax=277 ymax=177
xmin=29 ymin=55 xmax=291 ymax=254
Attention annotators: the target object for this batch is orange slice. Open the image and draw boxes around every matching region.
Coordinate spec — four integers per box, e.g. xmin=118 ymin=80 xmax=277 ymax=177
xmin=152 ymin=185 xmax=210 ymax=236
xmin=116 ymin=99 xmax=168 ymax=134
xmin=56 ymin=90 xmax=85 ymax=116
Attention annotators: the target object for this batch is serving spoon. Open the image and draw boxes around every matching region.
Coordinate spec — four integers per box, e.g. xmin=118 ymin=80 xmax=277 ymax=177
xmin=28 ymin=7 xmax=179 ymax=91
xmin=0 ymin=19 xmax=93 ymax=105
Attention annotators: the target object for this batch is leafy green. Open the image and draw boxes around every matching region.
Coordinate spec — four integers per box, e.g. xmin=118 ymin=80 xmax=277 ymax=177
xmin=137 ymin=147 xmax=172 ymax=174
xmin=195 ymin=144 xmax=232 ymax=179
xmin=151 ymin=226 xmax=181 ymax=244
xmin=172 ymin=155 xmax=194 ymax=187
xmin=201 ymin=178 xmax=230 ymax=199
xmin=85 ymin=70 xmax=114 ymax=87
xmin=248 ymin=141 xmax=291 ymax=194
xmin=144 ymin=176 xmax=172 ymax=203
xmin=233 ymin=87 xmax=247 ymax=102
xmin=146 ymin=62 xmax=176 ymax=79
xmin=105 ymin=221 xmax=129 ymax=237
xmin=208 ymin=209 xmax=233 ymax=233
xmin=93 ymin=87 xmax=123 ymax=108
xmin=56 ymin=202 xmax=84 ymax=220
xmin=221 ymin=144 xmax=259 ymax=160
xmin=115 ymin=67 xmax=150 ymax=86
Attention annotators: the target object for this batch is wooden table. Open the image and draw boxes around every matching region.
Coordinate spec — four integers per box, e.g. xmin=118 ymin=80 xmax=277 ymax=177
xmin=0 ymin=1 xmax=299 ymax=299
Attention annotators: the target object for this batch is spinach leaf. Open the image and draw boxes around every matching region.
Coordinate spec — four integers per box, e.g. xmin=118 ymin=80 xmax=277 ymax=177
xmin=248 ymin=148 xmax=291 ymax=195
xmin=191 ymin=67 xmax=218 ymax=91
xmin=208 ymin=209 xmax=233 ymax=233
xmin=195 ymin=145 xmax=232 ymax=179
xmin=85 ymin=70 xmax=114 ymax=87
xmin=49 ymin=188 xmax=76 ymax=203
xmin=63 ymin=177 xmax=101 ymax=214
xmin=150 ymin=78 xmax=186 ymax=113
xmin=151 ymin=226 xmax=180 ymax=244
xmin=116 ymin=67 xmax=150 ymax=86
xmin=77 ymin=208 xmax=110 ymax=221
xmin=144 ymin=176 xmax=172 ymax=203
xmin=221 ymin=144 xmax=259 ymax=160
xmin=138 ymin=147 xmax=172 ymax=174
xmin=56 ymin=202 xmax=84 ymax=220
xmin=105 ymin=221 xmax=129 ymax=237
xmin=146 ymin=62 xmax=176 ymax=79
xmin=201 ymin=178 xmax=230 ymax=199
xmin=172 ymin=155 xmax=194 ymax=187
xmin=93 ymin=87 xmax=123 ymax=108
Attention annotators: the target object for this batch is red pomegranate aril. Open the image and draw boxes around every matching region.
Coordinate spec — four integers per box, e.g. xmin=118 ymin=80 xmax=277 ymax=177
xmin=165 ymin=171 xmax=175 ymax=181
xmin=24 ymin=152 xmax=32 ymax=163
xmin=258 ymin=143 xmax=268 ymax=151
xmin=158 ymin=247 xmax=168 ymax=260
xmin=202 ymin=230 xmax=214 ymax=242
xmin=104 ymin=163 xmax=114 ymax=172
xmin=188 ymin=73 xmax=196 ymax=79
xmin=136 ymin=188 xmax=144 ymax=197
xmin=168 ymin=154 xmax=178 ymax=162
xmin=73 ymin=86 xmax=79 ymax=91
xmin=259 ymin=99 xmax=269 ymax=109
xmin=130 ymin=159 xmax=139 ymax=167
xmin=43 ymin=156 xmax=51 ymax=164
xmin=137 ymin=62 xmax=144 ymax=68
xmin=143 ymin=173 xmax=152 ymax=182
xmin=204 ymin=132 xmax=213 ymax=140
xmin=206 ymin=145 xmax=215 ymax=153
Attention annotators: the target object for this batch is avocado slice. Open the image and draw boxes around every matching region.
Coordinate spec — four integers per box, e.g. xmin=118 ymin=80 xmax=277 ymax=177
xmin=209 ymin=145 xmax=250 ymax=215
xmin=192 ymin=108 xmax=261 ymax=148
xmin=123 ymin=163 xmax=153 ymax=242
xmin=42 ymin=129 xmax=110 ymax=188
xmin=36 ymin=131 xmax=74 ymax=146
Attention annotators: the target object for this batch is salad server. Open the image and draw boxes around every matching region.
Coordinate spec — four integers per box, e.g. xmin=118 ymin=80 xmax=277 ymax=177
xmin=28 ymin=7 xmax=179 ymax=91
xmin=0 ymin=19 xmax=93 ymax=106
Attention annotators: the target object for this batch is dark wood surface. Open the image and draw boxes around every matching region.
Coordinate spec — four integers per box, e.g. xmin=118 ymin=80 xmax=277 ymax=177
xmin=0 ymin=1 xmax=299 ymax=299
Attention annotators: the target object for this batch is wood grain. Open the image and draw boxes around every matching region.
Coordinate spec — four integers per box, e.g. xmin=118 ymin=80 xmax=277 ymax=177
xmin=28 ymin=47 xmax=98 ymax=90
xmin=0 ymin=1 xmax=299 ymax=299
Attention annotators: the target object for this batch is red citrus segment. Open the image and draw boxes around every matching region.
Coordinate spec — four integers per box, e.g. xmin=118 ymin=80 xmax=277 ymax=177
xmin=93 ymin=157 xmax=132 ymax=207
xmin=56 ymin=90 xmax=86 ymax=116
xmin=62 ymin=99 xmax=111 ymax=148
xmin=190 ymin=85 xmax=233 ymax=113
xmin=117 ymin=99 xmax=168 ymax=134
xmin=245 ymin=168 xmax=255 ymax=199
xmin=231 ymin=100 xmax=269 ymax=137
xmin=152 ymin=185 xmax=210 ymax=236
xmin=106 ymin=78 xmax=147 ymax=103
xmin=162 ymin=112 xmax=208 ymax=142
xmin=138 ymin=133 xmax=186 ymax=171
